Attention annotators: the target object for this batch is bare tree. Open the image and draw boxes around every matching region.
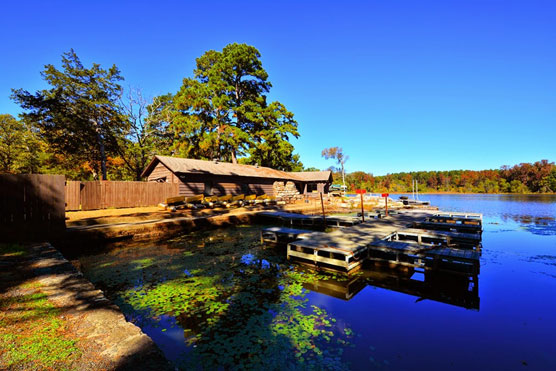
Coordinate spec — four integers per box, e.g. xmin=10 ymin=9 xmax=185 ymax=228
xmin=118 ymin=87 xmax=171 ymax=180
xmin=322 ymin=147 xmax=349 ymax=188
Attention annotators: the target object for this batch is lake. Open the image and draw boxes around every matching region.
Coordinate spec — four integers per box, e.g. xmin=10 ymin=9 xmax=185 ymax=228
xmin=75 ymin=194 xmax=556 ymax=370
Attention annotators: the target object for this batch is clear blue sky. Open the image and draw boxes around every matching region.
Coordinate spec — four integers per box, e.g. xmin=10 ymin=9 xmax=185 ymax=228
xmin=1 ymin=0 xmax=555 ymax=175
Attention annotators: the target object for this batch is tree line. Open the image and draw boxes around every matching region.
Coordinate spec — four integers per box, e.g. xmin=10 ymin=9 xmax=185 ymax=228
xmin=1 ymin=44 xmax=303 ymax=180
xmin=2 ymin=46 xmax=554 ymax=194
xmin=340 ymin=159 xmax=556 ymax=194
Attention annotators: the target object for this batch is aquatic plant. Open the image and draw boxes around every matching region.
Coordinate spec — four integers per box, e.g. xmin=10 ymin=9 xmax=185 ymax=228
xmin=125 ymin=265 xmax=352 ymax=370
xmin=81 ymin=226 xmax=354 ymax=369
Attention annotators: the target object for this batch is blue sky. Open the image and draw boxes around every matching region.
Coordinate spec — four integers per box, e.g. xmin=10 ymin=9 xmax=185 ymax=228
xmin=1 ymin=0 xmax=555 ymax=175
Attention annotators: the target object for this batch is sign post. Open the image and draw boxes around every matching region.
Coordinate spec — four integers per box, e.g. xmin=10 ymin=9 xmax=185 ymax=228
xmin=319 ymin=192 xmax=326 ymax=225
xmin=381 ymin=193 xmax=389 ymax=217
xmin=356 ymin=189 xmax=366 ymax=222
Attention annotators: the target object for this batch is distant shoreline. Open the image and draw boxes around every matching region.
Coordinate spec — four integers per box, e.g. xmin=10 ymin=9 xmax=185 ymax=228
xmin=351 ymin=192 xmax=556 ymax=196
xmin=369 ymin=192 xmax=556 ymax=196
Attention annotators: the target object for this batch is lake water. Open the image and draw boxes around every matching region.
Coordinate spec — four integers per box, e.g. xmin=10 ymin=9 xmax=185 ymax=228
xmin=75 ymin=194 xmax=556 ymax=370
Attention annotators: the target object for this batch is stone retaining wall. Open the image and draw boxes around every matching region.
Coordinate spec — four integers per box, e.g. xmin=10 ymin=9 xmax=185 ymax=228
xmin=273 ymin=181 xmax=301 ymax=201
xmin=15 ymin=243 xmax=171 ymax=370
xmin=64 ymin=210 xmax=261 ymax=246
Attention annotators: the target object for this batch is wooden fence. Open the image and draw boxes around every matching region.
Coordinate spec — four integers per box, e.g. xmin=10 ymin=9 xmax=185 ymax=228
xmin=0 ymin=174 xmax=66 ymax=241
xmin=65 ymin=181 xmax=180 ymax=211
xmin=66 ymin=180 xmax=82 ymax=211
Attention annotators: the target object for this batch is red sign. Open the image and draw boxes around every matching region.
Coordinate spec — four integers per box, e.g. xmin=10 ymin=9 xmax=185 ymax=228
xmin=355 ymin=189 xmax=367 ymax=194
xmin=381 ymin=193 xmax=389 ymax=197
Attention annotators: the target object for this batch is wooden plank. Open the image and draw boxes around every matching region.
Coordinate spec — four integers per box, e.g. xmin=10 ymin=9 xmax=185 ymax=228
xmin=78 ymin=181 xmax=180 ymax=210
xmin=0 ymin=174 xmax=65 ymax=241
xmin=64 ymin=180 xmax=81 ymax=210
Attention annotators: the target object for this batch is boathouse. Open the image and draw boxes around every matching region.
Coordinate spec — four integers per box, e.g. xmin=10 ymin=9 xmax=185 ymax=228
xmin=141 ymin=155 xmax=332 ymax=197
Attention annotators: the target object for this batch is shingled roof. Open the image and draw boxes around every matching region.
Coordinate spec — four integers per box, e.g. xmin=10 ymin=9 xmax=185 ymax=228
xmin=289 ymin=171 xmax=333 ymax=183
xmin=142 ymin=155 xmax=302 ymax=180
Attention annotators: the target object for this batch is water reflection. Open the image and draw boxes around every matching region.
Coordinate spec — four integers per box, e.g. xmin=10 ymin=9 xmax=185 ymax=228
xmin=500 ymin=215 xmax=556 ymax=236
xmin=303 ymin=267 xmax=480 ymax=310
xmin=77 ymin=226 xmax=356 ymax=369
xmin=74 ymin=192 xmax=556 ymax=371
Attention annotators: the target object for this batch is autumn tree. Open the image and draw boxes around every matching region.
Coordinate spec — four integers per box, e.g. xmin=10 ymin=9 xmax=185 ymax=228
xmin=0 ymin=114 xmax=26 ymax=172
xmin=12 ymin=49 xmax=127 ymax=180
xmin=165 ymin=43 xmax=300 ymax=169
xmin=322 ymin=147 xmax=348 ymax=188
xmin=343 ymin=160 xmax=555 ymax=194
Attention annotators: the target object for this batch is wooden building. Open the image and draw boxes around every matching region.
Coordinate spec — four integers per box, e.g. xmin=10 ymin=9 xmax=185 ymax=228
xmin=141 ymin=156 xmax=332 ymax=197
xmin=292 ymin=171 xmax=333 ymax=194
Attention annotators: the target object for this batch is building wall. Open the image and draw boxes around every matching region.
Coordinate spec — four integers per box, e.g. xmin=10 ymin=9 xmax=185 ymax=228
xmin=146 ymin=162 xmax=178 ymax=184
xmin=146 ymin=160 xmax=332 ymax=197
xmin=299 ymin=182 xmax=330 ymax=194
xmin=176 ymin=173 xmax=276 ymax=197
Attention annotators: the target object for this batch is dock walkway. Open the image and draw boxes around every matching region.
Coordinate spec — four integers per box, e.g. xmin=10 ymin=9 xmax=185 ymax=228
xmin=259 ymin=211 xmax=362 ymax=228
xmin=264 ymin=210 xmax=483 ymax=275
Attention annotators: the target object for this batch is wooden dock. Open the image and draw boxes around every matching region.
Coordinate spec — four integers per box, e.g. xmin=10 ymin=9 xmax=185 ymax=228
xmin=260 ymin=227 xmax=312 ymax=245
xmin=415 ymin=212 xmax=483 ymax=234
xmin=413 ymin=220 xmax=482 ymax=234
xmin=401 ymin=199 xmax=430 ymax=206
xmin=367 ymin=240 xmax=480 ymax=276
xmin=287 ymin=237 xmax=368 ymax=273
xmin=385 ymin=228 xmax=482 ymax=249
xmin=260 ymin=210 xmax=483 ymax=276
xmin=259 ymin=211 xmax=361 ymax=229
xmin=259 ymin=211 xmax=322 ymax=227
xmin=434 ymin=211 xmax=482 ymax=220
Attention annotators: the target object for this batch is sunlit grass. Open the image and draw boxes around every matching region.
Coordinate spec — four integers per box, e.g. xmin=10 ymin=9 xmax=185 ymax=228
xmin=0 ymin=284 xmax=80 ymax=369
xmin=0 ymin=244 xmax=27 ymax=257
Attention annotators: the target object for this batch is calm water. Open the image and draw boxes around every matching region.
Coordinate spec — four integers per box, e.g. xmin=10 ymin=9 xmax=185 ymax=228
xmin=76 ymin=194 xmax=556 ymax=370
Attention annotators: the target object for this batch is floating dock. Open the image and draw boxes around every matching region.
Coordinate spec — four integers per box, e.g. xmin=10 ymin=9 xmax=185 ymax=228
xmin=259 ymin=211 xmax=323 ymax=227
xmin=401 ymin=199 xmax=431 ymax=206
xmin=385 ymin=228 xmax=482 ymax=249
xmin=367 ymin=240 xmax=480 ymax=276
xmin=434 ymin=212 xmax=483 ymax=220
xmin=260 ymin=210 xmax=483 ymax=276
xmin=413 ymin=212 xmax=483 ymax=235
xmin=260 ymin=227 xmax=312 ymax=245
xmin=287 ymin=238 xmax=368 ymax=273
xmin=259 ymin=211 xmax=361 ymax=229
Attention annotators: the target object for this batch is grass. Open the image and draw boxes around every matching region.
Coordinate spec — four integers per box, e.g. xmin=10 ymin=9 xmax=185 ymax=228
xmin=0 ymin=283 xmax=81 ymax=369
xmin=0 ymin=244 xmax=27 ymax=257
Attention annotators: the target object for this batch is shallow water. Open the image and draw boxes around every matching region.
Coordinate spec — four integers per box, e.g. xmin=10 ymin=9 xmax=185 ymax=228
xmin=77 ymin=195 xmax=556 ymax=370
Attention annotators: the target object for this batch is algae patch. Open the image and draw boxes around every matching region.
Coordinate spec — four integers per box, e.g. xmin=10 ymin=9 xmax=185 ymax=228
xmin=80 ymin=226 xmax=355 ymax=370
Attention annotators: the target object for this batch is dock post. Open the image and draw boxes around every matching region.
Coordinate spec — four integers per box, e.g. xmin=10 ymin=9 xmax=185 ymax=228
xmin=360 ymin=192 xmax=365 ymax=222
xmin=320 ymin=192 xmax=326 ymax=225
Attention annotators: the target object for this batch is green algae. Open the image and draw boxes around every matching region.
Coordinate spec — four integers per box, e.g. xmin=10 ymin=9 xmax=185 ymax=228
xmin=79 ymin=226 xmax=354 ymax=370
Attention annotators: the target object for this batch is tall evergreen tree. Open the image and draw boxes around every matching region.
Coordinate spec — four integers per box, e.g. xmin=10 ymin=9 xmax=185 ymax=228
xmin=12 ymin=49 xmax=126 ymax=180
xmin=166 ymin=43 xmax=300 ymax=168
